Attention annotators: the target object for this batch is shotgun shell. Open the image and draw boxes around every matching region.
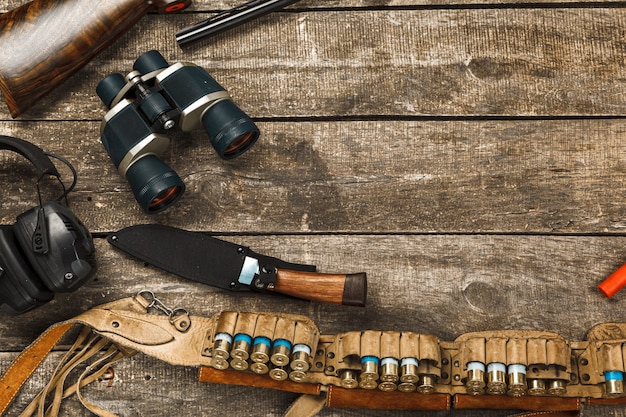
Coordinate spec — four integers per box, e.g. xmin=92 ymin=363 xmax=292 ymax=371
xmin=400 ymin=358 xmax=419 ymax=383
xmin=251 ymin=336 xmax=271 ymax=363
xmin=378 ymin=381 xmax=398 ymax=391
xmin=230 ymin=358 xmax=248 ymax=371
xmin=290 ymin=344 xmax=311 ymax=372
xmin=547 ymin=379 xmax=567 ymax=395
xmin=211 ymin=333 xmax=232 ymax=369
xmin=465 ymin=361 xmax=486 ymax=395
xmin=340 ymin=370 xmax=359 ymax=389
xmin=398 ymin=382 xmax=417 ymax=392
xmin=528 ymin=378 xmax=546 ymax=395
xmin=506 ymin=364 xmax=527 ymax=397
xmin=270 ymin=339 xmax=292 ymax=366
xmin=379 ymin=358 xmax=399 ymax=391
xmin=230 ymin=334 xmax=252 ymax=370
xmin=360 ymin=356 xmax=380 ymax=380
xmin=486 ymin=362 xmax=507 ymax=395
xmin=269 ymin=366 xmax=289 ymax=381
xmin=289 ymin=369 xmax=308 ymax=382
xmin=380 ymin=358 xmax=400 ymax=383
xmin=416 ymin=374 xmax=436 ymax=394
xmin=231 ymin=334 xmax=252 ymax=360
xmin=604 ymin=371 xmax=625 ymax=397
xmin=250 ymin=362 xmax=269 ymax=374
xmin=599 ymin=262 xmax=626 ymax=298
xmin=359 ymin=356 xmax=380 ymax=389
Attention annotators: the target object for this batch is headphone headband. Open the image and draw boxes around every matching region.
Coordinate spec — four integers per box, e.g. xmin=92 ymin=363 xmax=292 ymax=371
xmin=0 ymin=135 xmax=60 ymax=180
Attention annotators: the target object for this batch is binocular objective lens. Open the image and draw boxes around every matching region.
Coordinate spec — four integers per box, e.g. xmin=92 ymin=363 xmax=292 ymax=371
xmin=223 ymin=131 xmax=259 ymax=158
xmin=202 ymin=100 xmax=260 ymax=160
xmin=126 ymin=155 xmax=185 ymax=213
xmin=149 ymin=185 xmax=183 ymax=212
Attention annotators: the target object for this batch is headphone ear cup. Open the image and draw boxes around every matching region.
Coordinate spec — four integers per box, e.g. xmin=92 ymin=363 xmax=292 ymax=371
xmin=14 ymin=202 xmax=97 ymax=293
xmin=0 ymin=226 xmax=54 ymax=315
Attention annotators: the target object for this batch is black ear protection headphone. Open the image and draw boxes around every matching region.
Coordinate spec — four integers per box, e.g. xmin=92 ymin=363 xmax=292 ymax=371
xmin=0 ymin=136 xmax=96 ymax=315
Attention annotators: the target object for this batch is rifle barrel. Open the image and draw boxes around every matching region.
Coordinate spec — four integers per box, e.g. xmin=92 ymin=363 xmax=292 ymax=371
xmin=176 ymin=0 xmax=302 ymax=46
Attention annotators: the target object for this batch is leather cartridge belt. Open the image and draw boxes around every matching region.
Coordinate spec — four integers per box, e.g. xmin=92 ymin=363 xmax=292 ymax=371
xmin=3 ymin=292 xmax=626 ymax=415
xmin=198 ymin=310 xmax=626 ymax=411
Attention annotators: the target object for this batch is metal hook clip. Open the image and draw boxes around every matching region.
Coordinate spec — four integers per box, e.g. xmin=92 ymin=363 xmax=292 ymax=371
xmin=136 ymin=290 xmax=191 ymax=332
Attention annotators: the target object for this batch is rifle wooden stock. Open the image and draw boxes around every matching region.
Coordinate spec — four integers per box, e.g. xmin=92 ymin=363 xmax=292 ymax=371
xmin=272 ymin=269 xmax=367 ymax=306
xmin=0 ymin=0 xmax=191 ymax=118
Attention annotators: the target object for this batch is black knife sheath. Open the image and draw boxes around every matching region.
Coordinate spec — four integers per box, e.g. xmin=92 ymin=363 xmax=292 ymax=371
xmin=107 ymin=224 xmax=316 ymax=291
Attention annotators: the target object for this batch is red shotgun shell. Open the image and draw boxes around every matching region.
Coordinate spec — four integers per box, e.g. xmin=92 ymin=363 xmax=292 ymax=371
xmin=599 ymin=262 xmax=626 ymax=298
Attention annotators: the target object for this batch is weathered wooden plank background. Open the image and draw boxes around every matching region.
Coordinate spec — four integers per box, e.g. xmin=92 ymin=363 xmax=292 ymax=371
xmin=1 ymin=0 xmax=626 ymax=416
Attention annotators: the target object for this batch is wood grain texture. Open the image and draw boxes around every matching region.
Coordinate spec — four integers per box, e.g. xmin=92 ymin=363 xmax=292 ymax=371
xmin=4 ymin=0 xmax=626 ymax=12
xmin=0 ymin=235 xmax=624 ymax=349
xmin=0 ymin=9 xmax=625 ymax=119
xmin=273 ymin=269 xmax=351 ymax=304
xmin=1 ymin=1 xmax=626 ymax=416
xmin=1 ymin=119 xmax=626 ymax=234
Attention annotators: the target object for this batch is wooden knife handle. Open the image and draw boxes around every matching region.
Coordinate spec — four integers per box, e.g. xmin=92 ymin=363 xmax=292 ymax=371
xmin=271 ymin=269 xmax=367 ymax=306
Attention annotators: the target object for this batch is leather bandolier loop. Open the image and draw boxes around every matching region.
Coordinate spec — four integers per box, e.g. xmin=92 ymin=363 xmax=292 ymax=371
xmin=2 ymin=293 xmax=626 ymax=417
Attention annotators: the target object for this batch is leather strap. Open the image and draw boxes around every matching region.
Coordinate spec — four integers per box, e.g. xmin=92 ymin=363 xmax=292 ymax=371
xmin=453 ymin=394 xmax=580 ymax=411
xmin=198 ymin=367 xmax=321 ymax=395
xmin=284 ymin=394 xmax=326 ymax=417
xmin=0 ymin=295 xmax=148 ymax=416
xmin=0 ymin=321 xmax=73 ymax=414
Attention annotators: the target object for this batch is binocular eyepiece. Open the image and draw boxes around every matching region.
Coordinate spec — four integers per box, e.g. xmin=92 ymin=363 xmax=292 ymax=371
xmin=96 ymin=50 xmax=260 ymax=213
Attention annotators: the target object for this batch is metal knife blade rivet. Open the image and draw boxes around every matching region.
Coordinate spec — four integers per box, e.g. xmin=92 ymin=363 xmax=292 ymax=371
xmin=229 ymin=281 xmax=237 ymax=288
xmin=111 ymin=235 xmax=118 ymax=241
xmin=237 ymin=247 xmax=244 ymax=254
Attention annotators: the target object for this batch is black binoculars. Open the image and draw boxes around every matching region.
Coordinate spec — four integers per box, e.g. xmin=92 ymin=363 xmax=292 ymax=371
xmin=96 ymin=50 xmax=260 ymax=214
